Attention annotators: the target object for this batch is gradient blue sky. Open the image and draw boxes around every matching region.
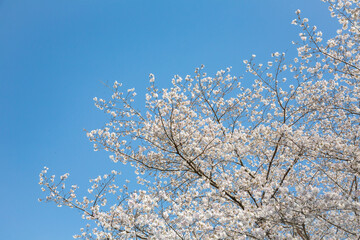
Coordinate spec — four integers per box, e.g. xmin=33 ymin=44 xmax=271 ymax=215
xmin=1 ymin=1 xmax=336 ymax=239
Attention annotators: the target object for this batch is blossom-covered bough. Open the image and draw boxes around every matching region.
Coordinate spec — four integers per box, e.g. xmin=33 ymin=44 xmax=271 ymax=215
xmin=39 ymin=0 xmax=360 ymax=239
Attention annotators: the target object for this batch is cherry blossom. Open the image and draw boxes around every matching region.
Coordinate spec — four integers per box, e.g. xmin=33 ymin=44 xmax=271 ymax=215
xmin=40 ymin=1 xmax=360 ymax=239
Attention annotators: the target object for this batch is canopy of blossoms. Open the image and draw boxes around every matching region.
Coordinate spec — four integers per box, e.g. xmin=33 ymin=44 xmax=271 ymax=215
xmin=40 ymin=0 xmax=360 ymax=239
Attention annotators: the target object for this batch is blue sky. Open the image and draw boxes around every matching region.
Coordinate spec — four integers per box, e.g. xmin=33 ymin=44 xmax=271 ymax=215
xmin=0 ymin=0 xmax=336 ymax=239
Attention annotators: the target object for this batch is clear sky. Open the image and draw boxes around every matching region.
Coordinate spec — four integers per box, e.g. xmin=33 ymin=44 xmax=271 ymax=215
xmin=0 ymin=0 xmax=336 ymax=239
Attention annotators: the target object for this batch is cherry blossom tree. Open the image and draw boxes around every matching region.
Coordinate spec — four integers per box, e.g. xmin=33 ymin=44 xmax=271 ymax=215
xmin=39 ymin=0 xmax=360 ymax=239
